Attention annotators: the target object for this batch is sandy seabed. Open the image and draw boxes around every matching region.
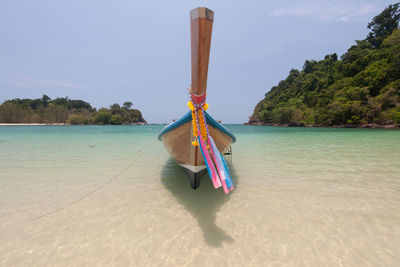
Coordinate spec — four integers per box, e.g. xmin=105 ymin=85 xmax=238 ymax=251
xmin=1 ymin=125 xmax=399 ymax=266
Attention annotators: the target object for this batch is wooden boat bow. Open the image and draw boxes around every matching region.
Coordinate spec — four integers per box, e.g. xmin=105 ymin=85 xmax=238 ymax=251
xmin=158 ymin=7 xmax=235 ymax=193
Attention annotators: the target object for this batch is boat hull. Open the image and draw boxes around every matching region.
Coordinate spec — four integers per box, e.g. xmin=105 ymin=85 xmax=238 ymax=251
xmin=158 ymin=112 xmax=235 ymax=188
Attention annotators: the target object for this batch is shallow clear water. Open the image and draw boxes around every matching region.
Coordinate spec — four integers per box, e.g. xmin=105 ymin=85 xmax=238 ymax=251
xmin=1 ymin=125 xmax=400 ymax=266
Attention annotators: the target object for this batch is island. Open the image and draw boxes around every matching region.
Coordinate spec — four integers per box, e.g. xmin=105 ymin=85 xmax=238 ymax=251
xmin=249 ymin=3 xmax=400 ymax=128
xmin=0 ymin=96 xmax=147 ymax=125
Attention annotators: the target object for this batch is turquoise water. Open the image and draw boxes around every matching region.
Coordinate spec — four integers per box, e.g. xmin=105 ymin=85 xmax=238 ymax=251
xmin=1 ymin=125 xmax=400 ymax=266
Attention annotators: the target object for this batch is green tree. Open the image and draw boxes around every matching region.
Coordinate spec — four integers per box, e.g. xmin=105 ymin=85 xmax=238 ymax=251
xmin=303 ymin=60 xmax=317 ymax=74
xmin=94 ymin=111 xmax=111 ymax=125
xmin=123 ymin=101 xmax=133 ymax=109
xmin=110 ymin=115 xmax=122 ymax=125
xmin=67 ymin=100 xmax=92 ymax=110
xmin=51 ymin=97 xmax=68 ymax=106
xmin=29 ymin=99 xmax=43 ymax=110
xmin=110 ymin=103 xmax=121 ymax=114
xmin=42 ymin=94 xmax=51 ymax=107
xmin=366 ymin=3 xmax=400 ymax=48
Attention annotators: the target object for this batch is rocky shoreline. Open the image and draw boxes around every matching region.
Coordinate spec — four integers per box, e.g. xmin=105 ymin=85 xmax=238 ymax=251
xmin=244 ymin=122 xmax=400 ymax=128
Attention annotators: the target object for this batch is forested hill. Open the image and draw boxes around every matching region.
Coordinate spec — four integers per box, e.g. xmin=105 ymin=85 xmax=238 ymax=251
xmin=249 ymin=3 xmax=400 ymax=127
xmin=0 ymin=96 xmax=146 ymax=125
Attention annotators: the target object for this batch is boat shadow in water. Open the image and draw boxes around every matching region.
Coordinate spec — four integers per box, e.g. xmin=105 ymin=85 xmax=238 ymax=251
xmin=161 ymin=158 xmax=238 ymax=247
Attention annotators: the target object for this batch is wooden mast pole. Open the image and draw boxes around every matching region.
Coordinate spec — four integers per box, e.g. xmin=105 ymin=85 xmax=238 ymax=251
xmin=190 ymin=7 xmax=214 ymax=96
xmin=189 ymin=7 xmax=214 ymax=173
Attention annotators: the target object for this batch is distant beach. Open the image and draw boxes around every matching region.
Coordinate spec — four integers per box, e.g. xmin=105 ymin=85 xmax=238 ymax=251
xmin=0 ymin=123 xmax=68 ymax=126
xmin=0 ymin=122 xmax=147 ymax=126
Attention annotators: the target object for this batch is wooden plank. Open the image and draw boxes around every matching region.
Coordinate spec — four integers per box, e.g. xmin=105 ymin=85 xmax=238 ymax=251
xmin=162 ymin=122 xmax=232 ymax=167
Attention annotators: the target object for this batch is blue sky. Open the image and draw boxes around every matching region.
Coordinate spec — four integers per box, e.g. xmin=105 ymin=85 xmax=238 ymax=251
xmin=0 ymin=0 xmax=396 ymax=123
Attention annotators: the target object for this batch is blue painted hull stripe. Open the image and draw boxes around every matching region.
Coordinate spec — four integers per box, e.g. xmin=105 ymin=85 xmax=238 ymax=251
xmin=157 ymin=111 xmax=236 ymax=142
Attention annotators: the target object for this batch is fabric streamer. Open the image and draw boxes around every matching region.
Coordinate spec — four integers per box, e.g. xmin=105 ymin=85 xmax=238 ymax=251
xmin=198 ymin=129 xmax=221 ymax=188
xmin=208 ymin=136 xmax=233 ymax=191
xmin=189 ymin=93 xmax=233 ymax=194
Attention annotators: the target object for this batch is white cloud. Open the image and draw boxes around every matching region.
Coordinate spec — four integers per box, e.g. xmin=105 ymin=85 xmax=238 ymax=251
xmin=17 ymin=75 xmax=86 ymax=89
xmin=0 ymin=73 xmax=86 ymax=90
xmin=271 ymin=1 xmax=379 ymax=22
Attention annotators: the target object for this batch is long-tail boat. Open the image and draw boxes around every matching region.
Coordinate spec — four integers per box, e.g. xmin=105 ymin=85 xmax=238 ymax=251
xmin=158 ymin=7 xmax=236 ymax=194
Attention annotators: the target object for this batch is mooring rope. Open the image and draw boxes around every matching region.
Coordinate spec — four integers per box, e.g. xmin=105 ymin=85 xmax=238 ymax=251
xmin=29 ymin=137 xmax=157 ymax=222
